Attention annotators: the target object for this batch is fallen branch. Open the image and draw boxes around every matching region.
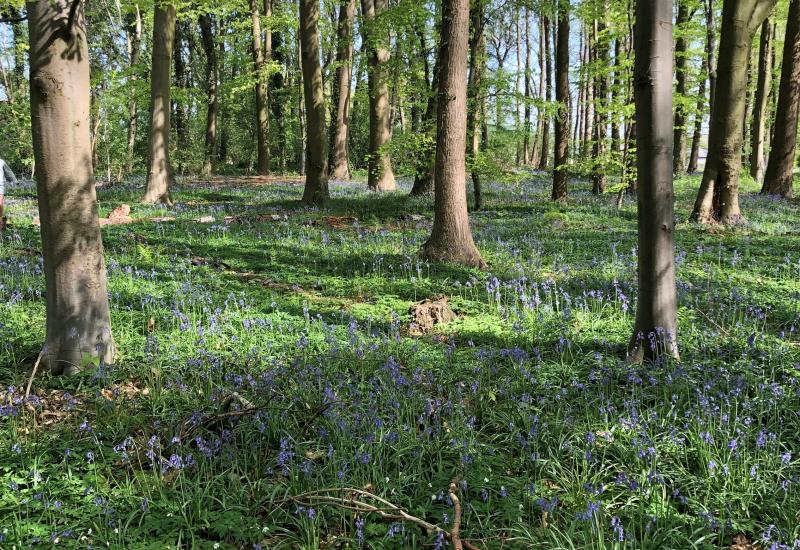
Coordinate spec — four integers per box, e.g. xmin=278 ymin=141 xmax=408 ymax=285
xmin=288 ymin=487 xmax=481 ymax=550
xmin=24 ymin=352 xmax=44 ymax=401
xmin=449 ymin=482 xmax=463 ymax=550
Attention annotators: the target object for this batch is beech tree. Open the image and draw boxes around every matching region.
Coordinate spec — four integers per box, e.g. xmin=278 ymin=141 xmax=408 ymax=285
xmin=28 ymin=0 xmax=115 ymax=374
xmin=690 ymin=0 xmax=777 ymax=224
xmin=142 ymin=1 xmax=176 ymax=205
xmin=361 ymin=0 xmax=395 ymax=191
xmin=299 ymin=0 xmax=330 ymax=204
xmin=750 ymin=19 xmax=773 ymax=182
xmin=467 ymin=0 xmax=487 ymax=210
xmin=761 ymin=0 xmax=800 ymax=198
xmin=124 ymin=3 xmax=142 ymax=174
xmin=250 ymin=0 xmax=270 ymax=174
xmin=551 ymin=0 xmax=569 ymax=202
xmin=199 ymin=13 xmax=219 ymax=176
xmin=629 ymin=0 xmax=678 ymax=362
xmin=422 ymin=0 xmax=485 ymax=268
xmin=328 ymin=0 xmax=355 ymax=180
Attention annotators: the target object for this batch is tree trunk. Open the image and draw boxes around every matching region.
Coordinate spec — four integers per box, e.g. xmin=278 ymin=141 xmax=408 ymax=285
xmin=328 ymin=0 xmax=355 ymax=180
xmin=750 ymin=19 xmax=773 ymax=182
xmin=539 ymin=14 xmax=552 ymax=169
xmin=271 ymin=30 xmax=287 ymax=172
xmin=582 ymin=26 xmax=594 ymax=159
xmin=410 ymin=28 xmax=438 ymax=197
xmin=673 ymin=0 xmax=689 ymax=174
xmin=299 ymin=0 xmax=330 ymax=204
xmin=591 ymin=14 xmax=608 ymax=194
xmin=143 ymin=2 xmax=176 ymax=205
xmin=467 ymin=0 xmax=486 ymax=210
xmin=172 ymin=21 xmax=187 ymax=174
xmin=629 ymin=0 xmax=679 ymax=362
xmin=706 ymin=0 xmax=717 ymax=115
xmin=761 ymin=0 xmax=800 ymax=197
xmin=422 ymin=0 xmax=485 ymax=268
xmin=28 ymin=0 xmax=115 ymax=374
xmin=551 ymin=2 xmax=570 ymax=201
xmin=125 ymin=4 xmax=142 ymax=174
xmin=690 ymin=0 xmax=776 ymax=224
xmin=250 ymin=0 xmax=270 ymax=174
xmin=610 ymin=37 xmax=622 ymax=155
xmin=687 ymin=69 xmax=707 ymax=173
xmin=361 ymin=0 xmax=395 ymax=190
xmin=522 ymin=9 xmax=532 ymax=164
xmin=200 ymin=14 xmax=219 ymax=176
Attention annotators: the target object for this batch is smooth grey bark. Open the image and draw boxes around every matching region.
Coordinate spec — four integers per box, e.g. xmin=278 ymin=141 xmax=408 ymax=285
xmin=143 ymin=2 xmax=176 ymax=205
xmin=328 ymin=0 xmax=355 ymax=180
xmin=629 ymin=0 xmax=679 ymax=362
xmin=299 ymin=0 xmax=330 ymax=204
xmin=250 ymin=0 xmax=270 ymax=174
xmin=690 ymin=0 xmax=777 ymax=224
xmin=361 ymin=0 xmax=395 ymax=190
xmin=422 ymin=0 xmax=485 ymax=268
xmin=762 ymin=0 xmax=800 ymax=197
xmin=551 ymin=1 xmax=569 ymax=201
xmin=28 ymin=0 xmax=115 ymax=374
xmin=750 ymin=19 xmax=773 ymax=182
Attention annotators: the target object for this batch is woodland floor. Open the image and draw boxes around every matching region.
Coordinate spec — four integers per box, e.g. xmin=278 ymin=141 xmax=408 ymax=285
xmin=1 ymin=173 xmax=799 ymax=549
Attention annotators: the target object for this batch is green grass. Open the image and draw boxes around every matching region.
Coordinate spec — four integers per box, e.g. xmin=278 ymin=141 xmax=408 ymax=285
xmin=1 ymin=173 xmax=799 ymax=549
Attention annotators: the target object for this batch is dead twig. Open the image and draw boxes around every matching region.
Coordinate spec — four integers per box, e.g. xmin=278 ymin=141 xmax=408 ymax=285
xmin=695 ymin=308 xmax=730 ymax=336
xmin=24 ymin=352 xmax=44 ymax=401
xmin=449 ymin=481 xmax=463 ymax=550
xmin=288 ymin=487 xmax=481 ymax=550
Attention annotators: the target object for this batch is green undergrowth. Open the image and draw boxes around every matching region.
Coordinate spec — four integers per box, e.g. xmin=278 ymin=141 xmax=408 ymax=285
xmin=0 ymin=174 xmax=799 ymax=549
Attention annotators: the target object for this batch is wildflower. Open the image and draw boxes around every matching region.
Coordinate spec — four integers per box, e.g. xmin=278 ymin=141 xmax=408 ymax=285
xmin=611 ymin=516 xmax=624 ymax=542
xmin=355 ymin=516 xmax=365 ymax=547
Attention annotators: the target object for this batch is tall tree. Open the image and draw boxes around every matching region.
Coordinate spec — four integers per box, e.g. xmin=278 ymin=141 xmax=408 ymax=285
xmin=172 ymin=20 xmax=188 ymax=173
xmin=422 ymin=0 xmax=485 ymax=267
xmin=750 ymin=19 xmax=773 ymax=182
xmin=551 ymin=0 xmax=569 ymax=201
xmin=673 ymin=0 xmax=690 ymax=174
xmin=250 ymin=0 xmax=270 ymax=174
xmin=361 ymin=0 xmax=395 ymax=190
xmin=200 ymin=14 xmax=219 ymax=176
xmin=142 ymin=1 xmax=177 ymax=205
xmin=28 ymin=0 xmax=115 ymax=374
xmin=761 ymin=0 xmax=800 ymax=197
xmin=591 ymin=12 xmax=608 ymax=194
xmin=539 ymin=13 xmax=552 ymax=169
xmin=522 ymin=8 xmax=532 ymax=164
xmin=687 ymin=68 xmax=707 ymax=173
xmin=629 ymin=0 xmax=679 ymax=362
xmin=690 ymin=0 xmax=776 ymax=224
xmin=328 ymin=0 xmax=355 ymax=180
xmin=410 ymin=27 xmax=439 ymax=197
xmin=125 ymin=4 xmax=142 ymax=174
xmin=467 ymin=0 xmax=487 ymax=210
xmin=299 ymin=0 xmax=330 ymax=204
